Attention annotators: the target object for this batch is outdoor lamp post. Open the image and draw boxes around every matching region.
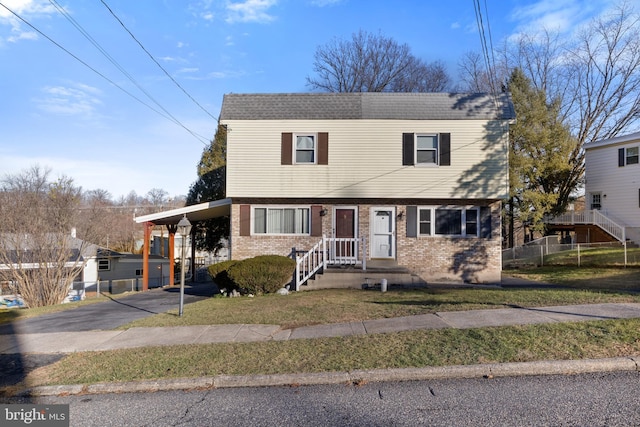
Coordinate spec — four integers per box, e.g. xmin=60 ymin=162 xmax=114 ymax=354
xmin=177 ymin=214 xmax=192 ymax=317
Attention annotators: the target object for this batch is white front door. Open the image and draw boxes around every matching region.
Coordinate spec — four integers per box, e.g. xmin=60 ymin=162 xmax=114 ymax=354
xmin=371 ymin=207 xmax=395 ymax=259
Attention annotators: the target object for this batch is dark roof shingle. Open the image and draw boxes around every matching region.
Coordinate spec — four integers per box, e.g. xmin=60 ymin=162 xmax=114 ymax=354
xmin=220 ymin=92 xmax=515 ymax=121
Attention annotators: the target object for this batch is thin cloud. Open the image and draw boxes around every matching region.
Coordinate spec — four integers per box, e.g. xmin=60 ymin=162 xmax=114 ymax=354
xmin=35 ymin=83 xmax=103 ymax=117
xmin=310 ymin=0 xmax=343 ymax=6
xmin=508 ymin=0 xmax=615 ymax=36
xmin=225 ymin=0 xmax=277 ymax=24
xmin=0 ymin=0 xmax=57 ymax=44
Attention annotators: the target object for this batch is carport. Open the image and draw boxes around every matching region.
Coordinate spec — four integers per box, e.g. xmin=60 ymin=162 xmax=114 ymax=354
xmin=133 ymin=198 xmax=231 ymax=291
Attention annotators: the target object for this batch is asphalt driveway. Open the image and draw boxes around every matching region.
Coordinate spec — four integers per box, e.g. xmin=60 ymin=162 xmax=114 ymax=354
xmin=0 ymin=282 xmax=218 ymax=335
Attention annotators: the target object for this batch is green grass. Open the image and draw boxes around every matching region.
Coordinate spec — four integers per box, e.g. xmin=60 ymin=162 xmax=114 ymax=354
xmin=6 ymin=266 xmax=640 ymax=390
xmin=120 ymin=285 xmax=640 ymax=330
xmin=504 ymin=266 xmax=640 ymax=290
xmin=25 ymin=318 xmax=640 ymax=386
xmin=541 ymin=247 xmax=640 ymax=267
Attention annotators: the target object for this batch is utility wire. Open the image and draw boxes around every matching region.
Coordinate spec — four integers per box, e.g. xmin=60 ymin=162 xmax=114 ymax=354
xmin=0 ymin=1 xmax=209 ymax=146
xmin=46 ymin=0 xmax=209 ymax=145
xmin=473 ymin=0 xmax=498 ymax=95
xmin=100 ymin=0 xmax=219 ymax=123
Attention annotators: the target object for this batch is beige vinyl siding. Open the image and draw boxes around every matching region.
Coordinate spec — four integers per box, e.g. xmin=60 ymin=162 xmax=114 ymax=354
xmin=586 ymin=140 xmax=640 ymax=227
xmin=225 ymin=119 xmax=509 ymax=200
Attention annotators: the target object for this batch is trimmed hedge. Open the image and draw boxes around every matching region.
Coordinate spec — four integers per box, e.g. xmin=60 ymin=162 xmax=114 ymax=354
xmin=227 ymin=255 xmax=296 ymax=295
xmin=207 ymin=260 xmax=239 ymax=291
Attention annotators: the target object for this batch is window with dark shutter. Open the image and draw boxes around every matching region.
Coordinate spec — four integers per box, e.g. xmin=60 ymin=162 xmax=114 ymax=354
xmin=281 ymin=133 xmax=293 ymax=165
xmin=403 ymin=132 xmax=451 ymax=166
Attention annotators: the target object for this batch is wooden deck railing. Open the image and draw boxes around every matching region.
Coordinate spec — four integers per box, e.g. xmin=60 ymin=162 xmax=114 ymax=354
xmin=546 ymin=210 xmax=626 ymax=242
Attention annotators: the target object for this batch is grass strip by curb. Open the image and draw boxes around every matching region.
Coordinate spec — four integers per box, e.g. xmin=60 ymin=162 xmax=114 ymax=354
xmin=23 ymin=318 xmax=640 ymax=387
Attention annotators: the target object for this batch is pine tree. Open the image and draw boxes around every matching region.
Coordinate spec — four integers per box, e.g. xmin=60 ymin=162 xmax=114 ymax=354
xmin=508 ymin=68 xmax=579 ymax=240
xmin=187 ymin=124 xmax=229 ymax=254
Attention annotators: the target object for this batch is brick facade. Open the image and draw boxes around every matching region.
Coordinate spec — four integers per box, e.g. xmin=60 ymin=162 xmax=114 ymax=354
xmin=230 ymin=200 xmax=502 ymax=284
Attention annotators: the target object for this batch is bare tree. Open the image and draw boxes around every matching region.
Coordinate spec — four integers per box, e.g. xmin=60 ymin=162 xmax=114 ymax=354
xmin=459 ymin=2 xmax=640 ymax=246
xmin=307 ymin=30 xmax=450 ymax=92
xmin=0 ymin=166 xmax=97 ymax=307
xmin=457 ymin=51 xmax=495 ymax=92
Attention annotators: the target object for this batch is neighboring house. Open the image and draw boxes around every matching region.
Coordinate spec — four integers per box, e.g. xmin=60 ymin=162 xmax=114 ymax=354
xmin=218 ymin=92 xmax=515 ymax=284
xmin=551 ymin=132 xmax=640 ymax=243
xmin=150 ymin=231 xmax=229 ymax=267
xmin=547 ymin=132 xmax=640 ymax=245
xmin=94 ymin=249 xmax=170 ymax=293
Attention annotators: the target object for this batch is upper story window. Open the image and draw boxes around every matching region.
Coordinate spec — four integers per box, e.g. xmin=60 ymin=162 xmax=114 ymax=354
xmin=416 ymin=134 xmax=438 ymax=165
xmin=281 ymin=132 xmax=328 ymax=165
xmin=417 ymin=207 xmax=478 ymax=237
xmin=295 ymin=134 xmax=316 ymax=164
xmin=618 ymin=146 xmax=639 ymax=166
xmin=402 ymin=133 xmax=451 ymax=167
xmin=627 ymin=147 xmax=639 ymax=165
xmin=253 ymin=206 xmax=310 ymax=235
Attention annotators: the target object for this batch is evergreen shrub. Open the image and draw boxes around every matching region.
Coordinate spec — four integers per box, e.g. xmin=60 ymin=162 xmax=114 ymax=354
xmin=227 ymin=255 xmax=295 ymax=295
xmin=207 ymin=260 xmax=239 ymax=291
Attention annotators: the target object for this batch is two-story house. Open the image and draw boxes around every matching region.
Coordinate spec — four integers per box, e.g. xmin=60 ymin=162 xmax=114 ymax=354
xmin=218 ymin=92 xmax=515 ymax=285
xmin=546 ymin=131 xmax=640 ymax=245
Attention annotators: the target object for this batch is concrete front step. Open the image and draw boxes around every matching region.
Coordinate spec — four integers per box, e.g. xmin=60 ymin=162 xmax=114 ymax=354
xmin=300 ymin=264 xmax=426 ymax=290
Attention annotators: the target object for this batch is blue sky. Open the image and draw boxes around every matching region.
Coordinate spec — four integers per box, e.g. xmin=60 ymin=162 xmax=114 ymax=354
xmin=0 ymin=0 xmax=620 ymax=200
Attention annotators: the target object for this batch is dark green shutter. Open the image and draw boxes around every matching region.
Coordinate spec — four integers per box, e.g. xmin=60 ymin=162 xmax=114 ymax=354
xmin=480 ymin=206 xmax=492 ymax=238
xmin=406 ymin=206 xmax=417 ymax=237
xmin=402 ymin=133 xmax=414 ymax=165
xmin=619 ymin=148 xmax=625 ymax=167
xmin=440 ymin=133 xmax=451 ymax=166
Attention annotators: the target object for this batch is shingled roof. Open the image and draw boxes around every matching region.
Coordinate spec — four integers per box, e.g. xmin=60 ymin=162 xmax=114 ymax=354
xmin=219 ymin=92 xmax=516 ymax=121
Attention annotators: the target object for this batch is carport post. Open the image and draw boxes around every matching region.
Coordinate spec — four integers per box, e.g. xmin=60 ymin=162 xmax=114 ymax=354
xmin=142 ymin=221 xmax=153 ymax=291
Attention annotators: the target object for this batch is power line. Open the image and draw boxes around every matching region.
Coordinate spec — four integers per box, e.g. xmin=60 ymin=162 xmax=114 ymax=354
xmin=473 ymin=0 xmax=498 ymax=95
xmin=100 ymin=0 xmax=219 ymax=123
xmin=47 ymin=0 xmax=210 ymax=145
xmin=0 ymin=1 xmax=210 ymax=146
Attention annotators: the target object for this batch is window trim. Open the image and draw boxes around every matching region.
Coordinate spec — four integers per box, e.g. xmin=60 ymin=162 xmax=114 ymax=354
xmin=293 ymin=133 xmax=317 ymax=165
xmin=626 ymin=146 xmax=639 ymax=165
xmin=252 ymin=205 xmax=312 ymax=236
xmin=415 ymin=134 xmax=439 ymax=166
xmin=416 ymin=206 xmax=480 ymax=237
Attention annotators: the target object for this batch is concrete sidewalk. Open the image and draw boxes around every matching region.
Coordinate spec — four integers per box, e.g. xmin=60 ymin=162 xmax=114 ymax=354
xmin=3 ymin=302 xmax=640 ymax=355
xmin=3 ymin=301 xmax=640 ymax=397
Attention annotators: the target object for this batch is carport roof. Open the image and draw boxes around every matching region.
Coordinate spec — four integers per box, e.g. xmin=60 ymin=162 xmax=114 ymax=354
xmin=134 ymin=198 xmax=231 ymax=226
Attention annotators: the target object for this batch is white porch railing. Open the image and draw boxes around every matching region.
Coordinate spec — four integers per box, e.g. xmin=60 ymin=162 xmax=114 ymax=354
xmin=293 ymin=236 xmax=367 ymax=290
xmin=546 ymin=210 xmax=626 ymax=242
